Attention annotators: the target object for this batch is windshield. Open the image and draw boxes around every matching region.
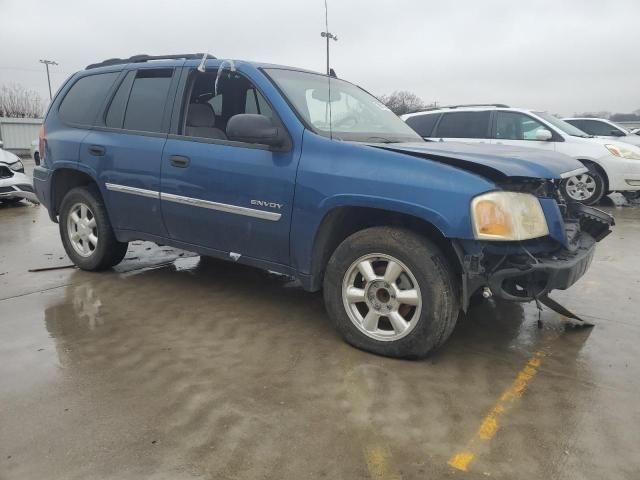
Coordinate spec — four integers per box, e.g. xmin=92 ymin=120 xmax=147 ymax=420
xmin=536 ymin=112 xmax=591 ymax=137
xmin=265 ymin=69 xmax=422 ymax=143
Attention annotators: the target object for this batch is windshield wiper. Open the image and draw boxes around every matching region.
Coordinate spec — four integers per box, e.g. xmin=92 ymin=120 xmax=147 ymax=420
xmin=366 ymin=136 xmax=397 ymax=143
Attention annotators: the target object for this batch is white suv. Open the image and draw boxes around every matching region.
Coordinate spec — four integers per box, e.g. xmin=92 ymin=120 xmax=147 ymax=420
xmin=402 ymin=105 xmax=640 ymax=205
xmin=562 ymin=117 xmax=640 ymax=147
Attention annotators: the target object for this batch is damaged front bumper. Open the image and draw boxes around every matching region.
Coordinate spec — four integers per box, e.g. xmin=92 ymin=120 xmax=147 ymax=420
xmin=456 ymin=203 xmax=614 ymax=309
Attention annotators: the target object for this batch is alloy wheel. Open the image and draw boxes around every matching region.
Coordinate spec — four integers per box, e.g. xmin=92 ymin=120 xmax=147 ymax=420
xmin=341 ymin=253 xmax=422 ymax=342
xmin=67 ymin=202 xmax=98 ymax=257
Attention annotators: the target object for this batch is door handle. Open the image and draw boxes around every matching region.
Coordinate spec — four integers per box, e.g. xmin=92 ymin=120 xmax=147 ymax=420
xmin=88 ymin=145 xmax=106 ymax=156
xmin=170 ymin=155 xmax=190 ymax=168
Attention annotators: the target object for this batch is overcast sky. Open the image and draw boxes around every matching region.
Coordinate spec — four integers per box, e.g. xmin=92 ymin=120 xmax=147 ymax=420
xmin=1 ymin=0 xmax=638 ymax=115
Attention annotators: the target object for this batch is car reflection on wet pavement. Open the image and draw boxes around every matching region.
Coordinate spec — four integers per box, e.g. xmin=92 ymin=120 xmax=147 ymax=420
xmin=1 ymin=196 xmax=640 ymax=480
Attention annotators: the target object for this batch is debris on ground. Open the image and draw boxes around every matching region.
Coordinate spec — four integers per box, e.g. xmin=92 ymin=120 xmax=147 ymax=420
xmin=28 ymin=264 xmax=76 ymax=273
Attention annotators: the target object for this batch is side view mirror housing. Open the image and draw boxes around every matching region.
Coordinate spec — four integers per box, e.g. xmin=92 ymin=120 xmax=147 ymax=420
xmin=535 ymin=128 xmax=553 ymax=141
xmin=226 ymin=114 xmax=286 ymax=148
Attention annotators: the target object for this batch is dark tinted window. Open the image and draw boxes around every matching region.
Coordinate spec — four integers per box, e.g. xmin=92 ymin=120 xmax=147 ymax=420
xmin=405 ymin=113 xmax=440 ymax=137
xmin=105 ymin=71 xmax=135 ymax=128
xmin=58 ymin=72 xmax=119 ymax=125
xmin=122 ymin=69 xmax=174 ymax=133
xmin=435 ymin=111 xmax=490 ymax=138
xmin=566 ymin=119 xmax=623 ymax=136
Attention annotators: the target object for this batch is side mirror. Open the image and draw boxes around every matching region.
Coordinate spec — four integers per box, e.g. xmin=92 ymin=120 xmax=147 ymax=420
xmin=535 ymin=128 xmax=553 ymax=141
xmin=226 ymin=114 xmax=285 ymax=148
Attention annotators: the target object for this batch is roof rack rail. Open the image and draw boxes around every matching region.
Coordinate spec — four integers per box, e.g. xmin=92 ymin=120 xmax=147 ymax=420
xmin=437 ymin=103 xmax=510 ymax=110
xmin=86 ymin=53 xmax=217 ymax=70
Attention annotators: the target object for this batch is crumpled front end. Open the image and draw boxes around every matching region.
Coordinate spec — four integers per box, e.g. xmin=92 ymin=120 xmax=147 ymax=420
xmin=455 ymin=180 xmax=614 ymax=308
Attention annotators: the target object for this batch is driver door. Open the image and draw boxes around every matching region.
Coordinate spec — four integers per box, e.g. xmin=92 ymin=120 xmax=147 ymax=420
xmin=160 ymin=67 xmax=299 ymax=266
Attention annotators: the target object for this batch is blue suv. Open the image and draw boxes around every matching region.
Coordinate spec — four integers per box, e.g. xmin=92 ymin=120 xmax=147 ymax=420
xmin=34 ymin=54 xmax=613 ymax=358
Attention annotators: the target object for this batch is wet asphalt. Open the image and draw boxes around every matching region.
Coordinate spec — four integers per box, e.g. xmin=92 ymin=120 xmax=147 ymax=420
xmin=1 ymin=160 xmax=639 ymax=480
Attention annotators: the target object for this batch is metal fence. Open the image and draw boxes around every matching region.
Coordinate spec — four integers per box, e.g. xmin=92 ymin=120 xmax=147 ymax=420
xmin=0 ymin=117 xmax=43 ymax=155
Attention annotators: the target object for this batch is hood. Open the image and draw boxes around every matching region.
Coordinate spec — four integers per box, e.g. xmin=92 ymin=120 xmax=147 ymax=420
xmin=0 ymin=148 xmax=21 ymax=165
xmin=368 ymin=141 xmax=585 ymax=181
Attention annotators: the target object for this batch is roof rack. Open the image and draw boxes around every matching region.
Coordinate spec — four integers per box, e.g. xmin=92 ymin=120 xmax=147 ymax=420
xmin=86 ymin=53 xmax=216 ymax=70
xmin=431 ymin=103 xmax=510 ymax=110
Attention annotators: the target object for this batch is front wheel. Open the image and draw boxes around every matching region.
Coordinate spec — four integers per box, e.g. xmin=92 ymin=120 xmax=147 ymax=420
xmin=59 ymin=186 xmax=128 ymax=270
xmin=323 ymin=227 xmax=460 ymax=359
xmin=562 ymin=169 xmax=605 ymax=205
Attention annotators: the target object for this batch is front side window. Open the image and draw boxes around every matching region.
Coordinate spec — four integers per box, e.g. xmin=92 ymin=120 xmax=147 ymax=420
xmin=180 ymin=70 xmax=277 ymax=141
xmin=535 ymin=112 xmax=590 ymax=138
xmin=566 ymin=119 xmax=624 ymax=137
xmin=405 ymin=113 xmax=440 ymax=137
xmin=58 ymin=72 xmax=119 ymax=125
xmin=265 ymin=68 xmax=422 ymax=143
xmin=435 ymin=111 xmax=490 ymax=138
xmin=496 ymin=111 xmax=548 ymax=140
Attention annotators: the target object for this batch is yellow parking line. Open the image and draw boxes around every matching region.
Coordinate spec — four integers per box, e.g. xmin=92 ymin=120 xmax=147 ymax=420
xmin=364 ymin=445 xmax=403 ymax=480
xmin=448 ymin=350 xmax=545 ymax=472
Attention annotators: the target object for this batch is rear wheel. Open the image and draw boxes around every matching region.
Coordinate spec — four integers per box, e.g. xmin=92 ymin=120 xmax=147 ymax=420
xmin=562 ymin=168 xmax=605 ymax=205
xmin=323 ymin=227 xmax=460 ymax=359
xmin=59 ymin=186 xmax=128 ymax=270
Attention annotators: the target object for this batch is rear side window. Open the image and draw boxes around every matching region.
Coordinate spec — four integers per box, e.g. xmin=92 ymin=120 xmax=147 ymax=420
xmin=122 ymin=69 xmax=174 ymax=133
xmin=405 ymin=113 xmax=439 ymax=137
xmin=435 ymin=111 xmax=490 ymax=138
xmin=58 ymin=72 xmax=119 ymax=125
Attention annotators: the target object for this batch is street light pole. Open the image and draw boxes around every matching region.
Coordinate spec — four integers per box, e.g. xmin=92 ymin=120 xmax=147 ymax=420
xmin=320 ymin=0 xmax=337 ymax=75
xmin=39 ymin=59 xmax=58 ymax=100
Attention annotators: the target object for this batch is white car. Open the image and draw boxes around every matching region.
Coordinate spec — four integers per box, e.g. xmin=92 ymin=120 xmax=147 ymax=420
xmin=402 ymin=105 xmax=640 ymax=205
xmin=30 ymin=139 xmax=41 ymax=165
xmin=563 ymin=118 xmax=640 ymax=147
xmin=0 ymin=140 xmax=25 ymax=173
xmin=0 ymin=161 xmax=38 ymax=204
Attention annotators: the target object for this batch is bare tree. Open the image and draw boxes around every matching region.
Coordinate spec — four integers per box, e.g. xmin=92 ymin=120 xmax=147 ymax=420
xmin=0 ymin=84 xmax=45 ymax=118
xmin=378 ymin=90 xmax=432 ymax=116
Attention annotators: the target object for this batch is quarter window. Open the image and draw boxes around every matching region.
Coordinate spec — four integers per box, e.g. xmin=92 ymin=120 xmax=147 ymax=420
xmin=58 ymin=72 xmax=119 ymax=125
xmin=121 ymin=69 xmax=174 ymax=133
xmin=434 ymin=111 xmax=490 ymax=138
xmin=495 ymin=111 xmax=548 ymax=140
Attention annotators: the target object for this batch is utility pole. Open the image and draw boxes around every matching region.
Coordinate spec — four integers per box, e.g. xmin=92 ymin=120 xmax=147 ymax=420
xmin=320 ymin=0 xmax=337 ymax=75
xmin=39 ymin=59 xmax=58 ymax=100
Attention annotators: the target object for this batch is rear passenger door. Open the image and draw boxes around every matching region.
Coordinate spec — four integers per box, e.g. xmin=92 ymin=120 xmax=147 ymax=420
xmin=490 ymin=111 xmax=557 ymax=152
xmin=82 ymin=67 xmax=179 ymax=237
xmin=432 ymin=111 xmax=491 ymax=144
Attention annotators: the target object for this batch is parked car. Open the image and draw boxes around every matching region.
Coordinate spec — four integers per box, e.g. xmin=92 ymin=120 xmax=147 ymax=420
xmin=402 ymin=105 xmax=640 ymax=205
xmin=630 ymin=128 xmax=640 ymax=135
xmin=0 ymin=141 xmax=25 ymax=173
xmin=33 ymin=54 xmax=613 ymax=358
xmin=30 ymin=139 xmax=41 ymax=165
xmin=563 ymin=118 xmax=640 ymax=147
xmin=0 ymin=161 xmax=38 ymax=204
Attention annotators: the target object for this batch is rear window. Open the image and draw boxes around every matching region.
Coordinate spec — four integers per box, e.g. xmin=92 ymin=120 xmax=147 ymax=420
xmin=434 ymin=111 xmax=490 ymax=138
xmin=122 ymin=69 xmax=174 ymax=133
xmin=405 ymin=113 xmax=440 ymax=137
xmin=58 ymin=72 xmax=119 ymax=125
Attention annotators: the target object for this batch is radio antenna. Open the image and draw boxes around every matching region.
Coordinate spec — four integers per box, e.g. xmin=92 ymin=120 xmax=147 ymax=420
xmin=320 ymin=0 xmax=338 ymax=139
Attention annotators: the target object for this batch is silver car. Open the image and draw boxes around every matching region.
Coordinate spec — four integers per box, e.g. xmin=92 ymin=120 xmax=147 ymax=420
xmin=0 ymin=161 xmax=38 ymax=204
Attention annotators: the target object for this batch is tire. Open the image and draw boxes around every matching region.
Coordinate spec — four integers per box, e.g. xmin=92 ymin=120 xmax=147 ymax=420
xmin=323 ymin=226 xmax=460 ymax=359
xmin=561 ymin=168 xmax=605 ymax=205
xmin=59 ymin=186 xmax=128 ymax=270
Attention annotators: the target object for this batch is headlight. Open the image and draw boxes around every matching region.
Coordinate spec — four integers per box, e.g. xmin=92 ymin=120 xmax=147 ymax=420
xmin=8 ymin=160 xmax=24 ymax=171
xmin=605 ymin=144 xmax=640 ymax=160
xmin=471 ymin=192 xmax=549 ymax=241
